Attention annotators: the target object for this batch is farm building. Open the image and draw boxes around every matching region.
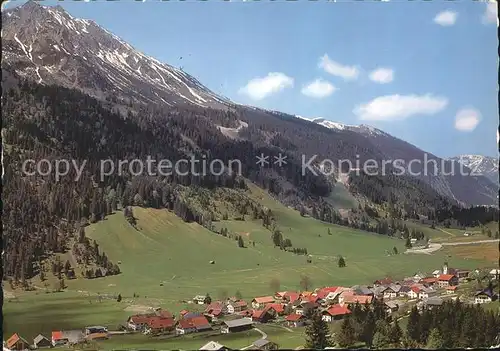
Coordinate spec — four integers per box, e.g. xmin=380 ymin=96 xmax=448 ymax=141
xmin=321 ymin=304 xmax=351 ymax=322
xmin=6 ymin=334 xmax=29 ymax=351
xmin=51 ymin=330 xmax=84 ymax=346
xmin=251 ymin=339 xmax=279 ymax=350
xmin=33 ymin=334 xmax=51 ymax=349
xmin=199 ymin=341 xmax=230 ymax=351
xmin=285 ymin=314 xmax=306 ymax=328
xmin=446 ymin=286 xmax=458 ymax=294
xmin=84 ymin=326 xmax=108 ymax=335
xmin=176 ymin=316 xmax=212 ymax=335
xmin=294 ymin=301 xmax=319 ymax=315
xmin=220 ymin=318 xmax=253 ymax=333
xmin=264 ymin=303 xmax=286 ymax=316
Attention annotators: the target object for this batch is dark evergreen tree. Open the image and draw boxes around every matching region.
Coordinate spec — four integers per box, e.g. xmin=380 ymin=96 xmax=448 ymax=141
xmin=305 ymin=311 xmax=333 ymax=349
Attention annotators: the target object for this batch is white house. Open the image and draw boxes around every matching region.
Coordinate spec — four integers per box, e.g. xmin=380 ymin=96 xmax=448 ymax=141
xmin=490 ymin=269 xmax=500 ymax=279
xmin=418 ymin=287 xmax=437 ymax=300
xmin=193 ymin=295 xmax=207 ymax=305
xmin=475 ymin=290 xmax=493 ymax=304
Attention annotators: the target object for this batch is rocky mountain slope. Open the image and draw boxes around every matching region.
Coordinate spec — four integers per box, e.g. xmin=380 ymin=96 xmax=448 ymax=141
xmin=2 ymin=1 xmax=497 ymax=207
xmin=300 ymin=116 xmax=499 ymax=206
xmin=2 ymin=1 xmax=230 ymax=109
xmin=450 ymin=155 xmax=498 ymax=185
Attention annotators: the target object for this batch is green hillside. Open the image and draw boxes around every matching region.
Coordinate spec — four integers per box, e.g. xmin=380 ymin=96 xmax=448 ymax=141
xmin=3 ymin=183 xmax=493 ymax=346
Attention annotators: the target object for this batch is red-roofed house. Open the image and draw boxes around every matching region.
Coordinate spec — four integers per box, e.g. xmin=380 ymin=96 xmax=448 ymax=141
xmin=283 ymin=292 xmax=301 ymax=304
xmin=144 ymin=317 xmax=175 ymax=335
xmin=437 ymin=274 xmax=458 ymax=287
xmin=127 ymin=314 xmax=156 ymax=331
xmin=252 ymin=296 xmax=275 ymax=309
xmin=227 ymin=300 xmax=248 ymax=314
xmin=274 ymin=291 xmax=287 ymax=300
xmin=316 ymin=287 xmax=340 ymax=299
xmin=408 ymin=286 xmax=422 ymax=299
xmin=265 ymin=303 xmax=286 ymax=316
xmin=205 ymin=302 xmax=227 ymax=317
xmin=285 ymin=314 xmax=306 ymax=328
xmin=446 ymin=286 xmax=458 ymax=294
xmin=176 ymin=316 xmax=212 ymax=335
xmin=6 ymin=334 xmax=30 ymax=351
xmin=322 ymin=304 xmax=352 ymax=322
xmin=252 ymin=309 xmax=274 ymax=323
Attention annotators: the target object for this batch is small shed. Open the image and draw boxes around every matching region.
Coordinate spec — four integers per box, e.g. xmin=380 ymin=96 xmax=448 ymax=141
xmin=33 ymin=334 xmax=52 ymax=349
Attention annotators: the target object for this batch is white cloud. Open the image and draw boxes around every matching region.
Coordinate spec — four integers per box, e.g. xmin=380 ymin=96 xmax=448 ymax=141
xmin=368 ymin=68 xmax=394 ymax=84
xmin=454 ymin=108 xmax=481 ymax=132
xmin=483 ymin=1 xmax=498 ymax=26
xmin=354 ymin=94 xmax=448 ymax=121
xmin=301 ymin=79 xmax=337 ymax=98
xmin=319 ymin=54 xmax=360 ymax=81
xmin=238 ymin=72 xmax=294 ymax=100
xmin=434 ymin=10 xmax=458 ymax=26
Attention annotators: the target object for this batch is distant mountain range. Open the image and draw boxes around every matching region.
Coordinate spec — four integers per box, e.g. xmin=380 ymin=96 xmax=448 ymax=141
xmin=2 ymin=1 xmax=498 ymax=207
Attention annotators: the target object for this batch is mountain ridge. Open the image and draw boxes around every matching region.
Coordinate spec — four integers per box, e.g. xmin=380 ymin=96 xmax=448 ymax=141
xmin=2 ymin=1 xmax=498 ymax=207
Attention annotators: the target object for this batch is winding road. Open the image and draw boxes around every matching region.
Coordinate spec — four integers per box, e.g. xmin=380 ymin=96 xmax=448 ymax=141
xmin=405 ymin=239 xmax=499 ymax=255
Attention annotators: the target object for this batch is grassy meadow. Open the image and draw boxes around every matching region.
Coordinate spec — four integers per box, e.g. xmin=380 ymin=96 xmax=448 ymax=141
xmin=3 ymin=183 xmax=496 ymax=348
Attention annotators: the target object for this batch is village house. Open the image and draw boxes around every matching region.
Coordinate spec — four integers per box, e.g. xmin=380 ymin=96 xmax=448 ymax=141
xmin=437 ymin=274 xmax=458 ymax=288
xmin=127 ymin=314 xmax=156 ymax=331
xmin=382 ymin=284 xmax=401 ymax=299
xmin=421 ymin=297 xmax=443 ymax=310
xmin=274 ymin=291 xmax=287 ymax=300
xmin=285 ymin=314 xmax=306 ymax=328
xmin=199 ymin=341 xmax=230 ymax=351
xmin=398 ymin=286 xmax=411 ymax=297
xmin=144 ymin=317 xmax=176 ymax=335
xmin=264 ymin=303 xmax=286 ymax=316
xmin=252 ymin=309 xmax=275 ymax=323
xmin=251 ymin=338 xmax=279 ymax=350
xmin=282 ymin=292 xmax=301 ymax=304
xmin=33 ymin=334 xmax=52 ymax=349
xmin=6 ymin=334 xmax=29 ymax=351
xmin=384 ymin=301 xmax=400 ymax=314
xmin=490 ymin=269 xmax=500 ymax=280
xmin=475 ymin=289 xmax=494 ymax=304
xmin=315 ymin=286 xmax=341 ymax=300
xmin=418 ymin=287 xmax=437 ymax=300
xmin=176 ymin=316 xmax=212 ymax=335
xmin=226 ymin=300 xmax=247 ymax=314
xmin=294 ymin=301 xmax=319 ymax=315
xmin=205 ymin=302 xmax=227 ymax=319
xmin=321 ymin=304 xmax=351 ymax=322
xmin=220 ymin=318 xmax=254 ymax=333
xmin=251 ymin=296 xmax=275 ymax=309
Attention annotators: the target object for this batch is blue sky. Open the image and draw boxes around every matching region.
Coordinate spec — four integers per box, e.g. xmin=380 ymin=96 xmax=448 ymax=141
xmin=4 ymin=0 xmax=499 ymax=157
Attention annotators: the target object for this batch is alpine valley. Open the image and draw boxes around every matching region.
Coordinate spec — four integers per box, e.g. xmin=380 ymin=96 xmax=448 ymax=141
xmin=2 ymin=2 xmax=499 ymax=350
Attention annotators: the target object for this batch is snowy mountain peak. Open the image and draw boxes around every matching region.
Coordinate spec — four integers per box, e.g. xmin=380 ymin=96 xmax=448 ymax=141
xmin=2 ymin=2 xmax=230 ymax=109
xmin=295 ymin=115 xmax=386 ymax=135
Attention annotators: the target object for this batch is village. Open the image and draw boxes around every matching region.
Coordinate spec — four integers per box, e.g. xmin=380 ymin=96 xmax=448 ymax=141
xmin=4 ymin=263 xmax=499 ymax=351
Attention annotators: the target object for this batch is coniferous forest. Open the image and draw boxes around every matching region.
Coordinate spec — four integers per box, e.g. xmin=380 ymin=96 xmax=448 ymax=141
xmin=2 ymin=75 xmax=499 ymax=283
